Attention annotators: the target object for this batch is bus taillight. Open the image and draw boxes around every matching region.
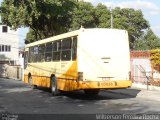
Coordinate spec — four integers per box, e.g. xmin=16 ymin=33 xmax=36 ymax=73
xmin=78 ymin=72 xmax=83 ymax=81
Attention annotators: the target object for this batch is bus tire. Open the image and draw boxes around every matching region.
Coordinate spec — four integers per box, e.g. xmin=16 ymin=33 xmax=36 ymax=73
xmin=28 ymin=75 xmax=37 ymax=89
xmin=84 ymin=89 xmax=100 ymax=95
xmin=50 ymin=76 xmax=60 ymax=96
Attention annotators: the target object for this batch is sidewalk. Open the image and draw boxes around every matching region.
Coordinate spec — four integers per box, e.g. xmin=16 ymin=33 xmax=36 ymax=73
xmin=136 ymin=89 xmax=160 ymax=101
xmin=108 ymin=87 xmax=160 ymax=102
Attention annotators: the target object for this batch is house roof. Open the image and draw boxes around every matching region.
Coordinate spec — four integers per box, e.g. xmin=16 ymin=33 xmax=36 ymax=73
xmin=130 ymin=51 xmax=150 ymax=58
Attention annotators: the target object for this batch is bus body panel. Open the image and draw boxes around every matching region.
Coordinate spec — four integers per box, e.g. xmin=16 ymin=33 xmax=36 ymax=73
xmin=77 ymin=29 xmax=130 ymax=82
xmin=24 ymin=28 xmax=131 ymax=92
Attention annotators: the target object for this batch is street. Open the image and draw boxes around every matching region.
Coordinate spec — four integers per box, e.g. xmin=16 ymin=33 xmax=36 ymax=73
xmin=0 ymin=78 xmax=160 ymax=120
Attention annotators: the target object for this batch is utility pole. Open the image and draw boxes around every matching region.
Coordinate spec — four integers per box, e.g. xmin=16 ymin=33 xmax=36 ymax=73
xmin=109 ymin=6 xmax=113 ymax=29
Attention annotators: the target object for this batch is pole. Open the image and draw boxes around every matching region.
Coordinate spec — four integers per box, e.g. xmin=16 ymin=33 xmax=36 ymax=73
xmin=111 ymin=9 xmax=113 ymax=29
xmin=109 ymin=6 xmax=113 ymax=29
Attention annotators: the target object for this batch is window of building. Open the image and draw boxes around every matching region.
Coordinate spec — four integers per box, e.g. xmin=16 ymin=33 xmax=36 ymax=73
xmin=2 ymin=26 xmax=8 ymax=33
xmin=45 ymin=42 xmax=52 ymax=62
xmin=5 ymin=45 xmax=7 ymax=51
xmin=52 ymin=40 xmax=61 ymax=61
xmin=61 ymin=38 xmax=72 ymax=61
xmin=2 ymin=45 xmax=4 ymax=52
xmin=0 ymin=45 xmax=11 ymax=52
xmin=8 ymin=45 xmax=11 ymax=52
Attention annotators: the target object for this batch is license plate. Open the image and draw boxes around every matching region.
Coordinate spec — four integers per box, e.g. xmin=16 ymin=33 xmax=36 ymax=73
xmin=101 ymin=81 xmax=115 ymax=86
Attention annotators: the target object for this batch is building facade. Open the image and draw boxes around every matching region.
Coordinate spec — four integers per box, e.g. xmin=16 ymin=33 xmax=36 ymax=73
xmin=0 ymin=16 xmax=20 ymax=77
xmin=0 ymin=16 xmax=19 ymax=65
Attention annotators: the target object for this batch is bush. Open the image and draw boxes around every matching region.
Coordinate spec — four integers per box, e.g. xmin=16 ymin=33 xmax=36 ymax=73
xmin=150 ymin=49 xmax=160 ymax=72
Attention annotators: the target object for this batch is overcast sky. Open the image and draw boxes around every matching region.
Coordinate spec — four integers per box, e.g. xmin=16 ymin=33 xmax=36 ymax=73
xmin=0 ymin=0 xmax=160 ymax=47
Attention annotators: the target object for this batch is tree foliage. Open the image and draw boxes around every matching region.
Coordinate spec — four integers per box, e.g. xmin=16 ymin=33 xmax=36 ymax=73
xmin=1 ymin=0 xmax=156 ymax=50
xmin=135 ymin=29 xmax=160 ymax=50
xmin=150 ymin=49 xmax=160 ymax=72
xmin=94 ymin=3 xmax=110 ymax=28
xmin=70 ymin=3 xmax=150 ymax=49
xmin=112 ymin=8 xmax=149 ymax=49
xmin=70 ymin=1 xmax=96 ymax=30
xmin=0 ymin=0 xmax=76 ymax=43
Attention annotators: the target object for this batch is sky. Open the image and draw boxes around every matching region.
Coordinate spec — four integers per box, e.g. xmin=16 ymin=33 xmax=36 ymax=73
xmin=0 ymin=0 xmax=160 ymax=47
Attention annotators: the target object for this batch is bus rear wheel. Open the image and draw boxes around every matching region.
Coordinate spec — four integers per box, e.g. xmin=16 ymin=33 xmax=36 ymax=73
xmin=50 ymin=76 xmax=60 ymax=96
xmin=28 ymin=76 xmax=37 ymax=89
xmin=84 ymin=89 xmax=100 ymax=95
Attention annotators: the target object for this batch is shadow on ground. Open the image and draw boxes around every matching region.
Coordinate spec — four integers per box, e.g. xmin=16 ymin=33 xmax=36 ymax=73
xmin=0 ymin=78 xmax=141 ymax=101
xmin=36 ymin=86 xmax=141 ymax=101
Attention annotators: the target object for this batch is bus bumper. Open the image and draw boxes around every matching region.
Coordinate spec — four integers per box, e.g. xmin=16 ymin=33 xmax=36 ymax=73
xmin=58 ymin=79 xmax=132 ymax=91
xmin=77 ymin=80 xmax=132 ymax=90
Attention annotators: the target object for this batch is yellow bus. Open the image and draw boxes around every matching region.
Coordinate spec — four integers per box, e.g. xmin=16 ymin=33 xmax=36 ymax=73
xmin=24 ymin=28 xmax=132 ymax=95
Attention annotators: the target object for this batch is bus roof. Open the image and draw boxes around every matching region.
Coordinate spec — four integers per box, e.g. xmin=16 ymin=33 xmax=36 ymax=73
xmin=25 ymin=28 xmax=127 ymax=48
xmin=25 ymin=29 xmax=80 ymax=48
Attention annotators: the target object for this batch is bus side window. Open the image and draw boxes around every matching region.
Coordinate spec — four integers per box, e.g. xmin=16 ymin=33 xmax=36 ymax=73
xmin=45 ymin=42 xmax=52 ymax=62
xmin=24 ymin=51 xmax=28 ymax=69
xmin=29 ymin=47 xmax=34 ymax=63
xmin=72 ymin=36 xmax=77 ymax=60
xmin=52 ymin=41 xmax=61 ymax=61
xmin=33 ymin=46 xmax=38 ymax=62
xmin=61 ymin=38 xmax=72 ymax=61
xmin=38 ymin=44 xmax=45 ymax=62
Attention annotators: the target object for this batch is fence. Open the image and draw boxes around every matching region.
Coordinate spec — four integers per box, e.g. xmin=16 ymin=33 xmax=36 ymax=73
xmin=130 ymin=51 xmax=160 ymax=89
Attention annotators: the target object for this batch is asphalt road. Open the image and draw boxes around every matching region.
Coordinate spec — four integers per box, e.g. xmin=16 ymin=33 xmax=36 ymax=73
xmin=0 ymin=78 xmax=160 ymax=120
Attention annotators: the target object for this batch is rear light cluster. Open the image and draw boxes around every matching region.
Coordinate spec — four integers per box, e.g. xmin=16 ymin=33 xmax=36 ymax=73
xmin=78 ymin=72 xmax=83 ymax=81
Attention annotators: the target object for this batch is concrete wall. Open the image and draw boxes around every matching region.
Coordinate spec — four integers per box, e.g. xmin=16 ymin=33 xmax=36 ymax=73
xmin=0 ymin=64 xmax=22 ymax=80
xmin=0 ymin=63 xmax=6 ymax=77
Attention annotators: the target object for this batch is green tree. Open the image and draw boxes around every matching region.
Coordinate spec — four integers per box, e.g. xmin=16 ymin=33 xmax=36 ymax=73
xmin=70 ymin=1 xmax=95 ymax=30
xmin=112 ymin=8 xmax=149 ymax=49
xmin=0 ymin=0 xmax=151 ymax=48
xmin=94 ymin=3 xmax=110 ymax=28
xmin=0 ymin=0 xmax=76 ymax=43
xmin=150 ymin=49 xmax=160 ymax=72
xmin=135 ymin=29 xmax=160 ymax=50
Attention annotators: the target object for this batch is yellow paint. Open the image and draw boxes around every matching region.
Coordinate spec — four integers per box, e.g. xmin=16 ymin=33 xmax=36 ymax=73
xmin=58 ymin=80 xmax=132 ymax=91
xmin=32 ymin=75 xmax=50 ymax=88
xmin=24 ymin=75 xmax=28 ymax=84
xmin=24 ymin=60 xmax=132 ymax=91
xmin=24 ymin=74 xmax=50 ymax=87
xmin=58 ymin=61 xmax=78 ymax=90
xmin=60 ymin=61 xmax=78 ymax=79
